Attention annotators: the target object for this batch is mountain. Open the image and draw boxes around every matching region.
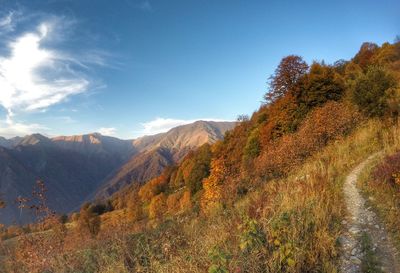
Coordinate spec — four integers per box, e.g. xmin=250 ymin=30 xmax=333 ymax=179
xmin=52 ymin=133 xmax=135 ymax=162
xmin=0 ymin=134 xmax=131 ymax=225
xmin=0 ymin=136 xmax=23 ymax=148
xmin=0 ymin=121 xmax=234 ymax=224
xmin=133 ymin=121 xmax=234 ymax=152
xmin=94 ymin=121 xmax=235 ymax=198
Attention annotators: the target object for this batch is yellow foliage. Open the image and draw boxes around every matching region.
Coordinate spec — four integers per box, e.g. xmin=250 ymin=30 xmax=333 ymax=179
xmin=148 ymin=193 xmax=167 ymax=219
xmin=166 ymin=192 xmax=181 ymax=213
xmin=180 ymin=190 xmax=192 ymax=211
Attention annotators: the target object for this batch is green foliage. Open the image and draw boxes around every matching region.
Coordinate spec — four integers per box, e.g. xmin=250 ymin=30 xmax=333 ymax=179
xmin=208 ymin=246 xmax=231 ymax=273
xmin=351 ymin=66 xmax=397 ymax=117
xmin=239 ymin=216 xmax=266 ymax=253
xmin=243 ymin=128 xmax=261 ymax=160
xmin=186 ymin=144 xmax=212 ymax=194
xmin=294 ymin=63 xmax=345 ymax=117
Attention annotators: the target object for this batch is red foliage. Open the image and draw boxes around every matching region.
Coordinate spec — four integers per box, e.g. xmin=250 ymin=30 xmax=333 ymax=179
xmin=373 ymin=151 xmax=400 ymax=187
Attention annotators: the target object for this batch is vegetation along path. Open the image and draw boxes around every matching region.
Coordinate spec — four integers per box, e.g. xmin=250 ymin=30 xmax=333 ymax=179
xmin=340 ymin=153 xmax=400 ymax=273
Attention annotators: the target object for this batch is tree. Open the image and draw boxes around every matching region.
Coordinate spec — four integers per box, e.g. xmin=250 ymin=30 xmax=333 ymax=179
xmin=148 ymin=193 xmax=167 ymax=219
xmin=77 ymin=203 xmax=101 ymax=237
xmin=265 ymin=55 xmax=308 ymax=103
xmin=351 ymin=66 xmax=397 ymax=117
xmin=186 ymin=144 xmax=212 ymax=194
xmin=353 ymin=42 xmax=379 ymax=68
xmin=138 ymin=175 xmax=167 ymax=202
xmin=243 ymin=128 xmax=261 ymax=160
xmin=294 ymin=63 xmax=345 ymax=114
xmin=127 ymin=192 xmax=143 ymax=222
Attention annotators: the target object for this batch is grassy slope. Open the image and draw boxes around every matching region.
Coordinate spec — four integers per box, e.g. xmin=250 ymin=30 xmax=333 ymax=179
xmin=357 ymin=121 xmax=400 ymax=252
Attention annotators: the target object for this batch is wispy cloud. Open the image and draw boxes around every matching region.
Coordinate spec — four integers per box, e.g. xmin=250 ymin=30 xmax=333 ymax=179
xmin=0 ymin=11 xmax=21 ymax=34
xmin=139 ymin=117 xmax=231 ymax=136
xmin=98 ymin=127 xmax=117 ymax=136
xmin=0 ymin=21 xmax=89 ymax=119
xmin=0 ymin=11 xmax=107 ymax=137
xmin=124 ymin=0 xmax=153 ymax=12
xmin=0 ymin=119 xmax=48 ymax=138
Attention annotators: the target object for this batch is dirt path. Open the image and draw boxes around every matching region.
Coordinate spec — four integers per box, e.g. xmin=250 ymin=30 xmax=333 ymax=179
xmin=340 ymin=154 xmax=400 ymax=273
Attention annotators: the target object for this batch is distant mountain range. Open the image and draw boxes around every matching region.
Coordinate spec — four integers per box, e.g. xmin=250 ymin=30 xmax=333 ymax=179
xmin=0 ymin=121 xmax=235 ymax=224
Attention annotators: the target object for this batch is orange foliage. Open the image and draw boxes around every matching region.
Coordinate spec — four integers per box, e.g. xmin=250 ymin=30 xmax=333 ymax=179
xmin=180 ymin=190 xmax=192 ymax=211
xmin=256 ymin=101 xmax=360 ymax=178
xmin=138 ymin=175 xmax=167 ymax=203
xmin=201 ymin=158 xmax=227 ymax=214
xmin=166 ymin=192 xmax=182 ymax=213
xmin=148 ymin=193 xmax=167 ymax=219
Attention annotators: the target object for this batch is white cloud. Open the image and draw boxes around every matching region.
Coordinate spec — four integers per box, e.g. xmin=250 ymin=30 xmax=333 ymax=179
xmin=0 ymin=22 xmax=89 ymax=120
xmin=139 ymin=117 xmax=231 ymax=136
xmin=98 ymin=127 xmax=117 ymax=136
xmin=0 ymin=119 xmax=48 ymax=138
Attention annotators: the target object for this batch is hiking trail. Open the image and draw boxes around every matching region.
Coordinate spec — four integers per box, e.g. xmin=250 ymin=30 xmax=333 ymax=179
xmin=340 ymin=153 xmax=400 ymax=273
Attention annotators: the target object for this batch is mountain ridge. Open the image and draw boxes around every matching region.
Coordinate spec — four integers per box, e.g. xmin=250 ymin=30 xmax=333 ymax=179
xmin=0 ymin=120 xmax=235 ymax=224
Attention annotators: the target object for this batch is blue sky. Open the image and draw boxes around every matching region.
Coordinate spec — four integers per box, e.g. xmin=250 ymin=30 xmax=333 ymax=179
xmin=0 ymin=0 xmax=398 ymax=139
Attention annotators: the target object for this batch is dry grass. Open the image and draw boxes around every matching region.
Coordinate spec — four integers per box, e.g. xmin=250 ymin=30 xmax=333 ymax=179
xmin=357 ymin=121 xmax=400 ymax=251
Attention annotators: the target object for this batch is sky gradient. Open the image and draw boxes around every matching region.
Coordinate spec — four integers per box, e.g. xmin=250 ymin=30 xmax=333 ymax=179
xmin=0 ymin=0 xmax=398 ymax=139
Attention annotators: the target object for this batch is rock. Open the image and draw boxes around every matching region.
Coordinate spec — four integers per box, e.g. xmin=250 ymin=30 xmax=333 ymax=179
xmin=350 ymin=256 xmax=362 ymax=265
xmin=375 ymin=225 xmax=380 ymax=229
xmin=342 ymin=220 xmax=347 ymax=225
xmin=351 ymin=248 xmax=358 ymax=255
xmin=349 ymin=227 xmax=360 ymax=234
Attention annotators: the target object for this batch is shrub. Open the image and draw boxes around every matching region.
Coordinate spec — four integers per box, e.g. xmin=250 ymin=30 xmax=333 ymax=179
xmin=148 ymin=193 xmax=167 ymax=219
xmin=239 ymin=216 xmax=266 ymax=253
xmin=78 ymin=206 xmax=101 ymax=237
xmin=207 ymin=246 xmax=231 ymax=273
xmin=372 ymin=151 xmax=400 ymax=187
xmin=351 ymin=66 xmax=397 ymax=117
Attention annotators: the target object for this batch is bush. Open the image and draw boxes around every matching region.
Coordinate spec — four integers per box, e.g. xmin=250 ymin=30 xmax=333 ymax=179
xmin=148 ymin=193 xmax=167 ymax=219
xmin=372 ymin=151 xmax=400 ymax=187
xmin=351 ymin=66 xmax=397 ymax=117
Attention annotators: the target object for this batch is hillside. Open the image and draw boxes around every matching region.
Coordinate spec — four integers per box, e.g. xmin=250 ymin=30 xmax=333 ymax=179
xmin=0 ymin=121 xmax=234 ymax=225
xmin=95 ymin=121 xmax=235 ymax=197
xmin=1 ymin=40 xmax=399 ymax=273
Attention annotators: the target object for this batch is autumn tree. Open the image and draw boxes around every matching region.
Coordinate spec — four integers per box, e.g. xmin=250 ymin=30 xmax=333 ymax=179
xmin=353 ymin=42 xmax=379 ymax=68
xmin=127 ymin=192 xmax=143 ymax=222
xmin=293 ymin=62 xmax=345 ymax=119
xmin=148 ymin=193 xmax=167 ymax=219
xmin=265 ymin=55 xmax=308 ymax=103
xmin=180 ymin=190 xmax=192 ymax=211
xmin=186 ymin=144 xmax=212 ymax=194
xmin=201 ymin=158 xmax=227 ymax=214
xmin=77 ymin=203 xmax=101 ymax=237
xmin=138 ymin=175 xmax=168 ymax=203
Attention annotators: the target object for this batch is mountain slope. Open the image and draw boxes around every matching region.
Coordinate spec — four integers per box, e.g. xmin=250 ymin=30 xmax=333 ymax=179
xmin=0 ymin=137 xmax=131 ymax=225
xmin=95 ymin=121 xmax=235 ymax=198
xmin=52 ymin=133 xmax=135 ymax=160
